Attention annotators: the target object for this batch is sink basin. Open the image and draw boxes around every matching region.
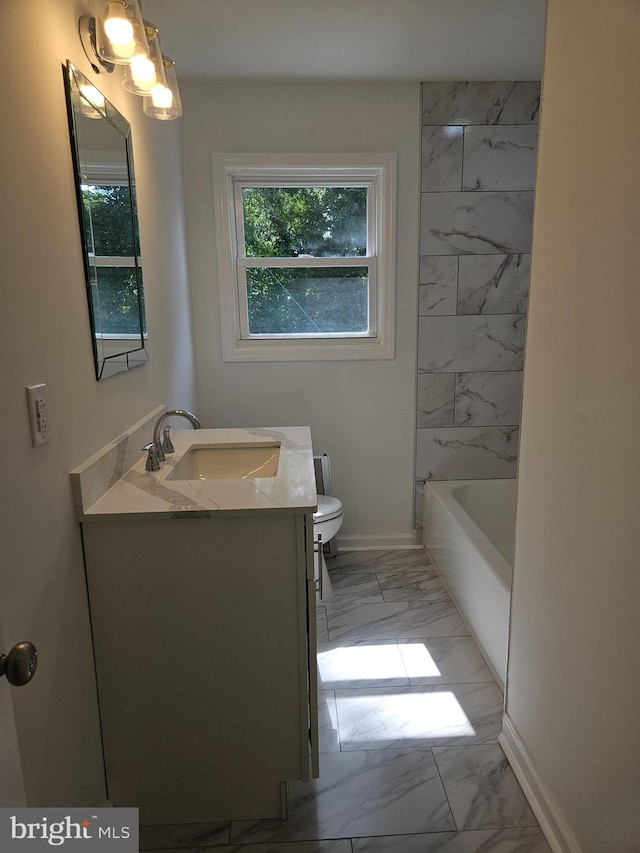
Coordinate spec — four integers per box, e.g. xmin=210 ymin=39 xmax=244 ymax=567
xmin=166 ymin=442 xmax=281 ymax=481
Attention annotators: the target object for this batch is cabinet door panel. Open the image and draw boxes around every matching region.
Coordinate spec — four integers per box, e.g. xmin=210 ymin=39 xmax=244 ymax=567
xmin=83 ymin=515 xmax=304 ymax=823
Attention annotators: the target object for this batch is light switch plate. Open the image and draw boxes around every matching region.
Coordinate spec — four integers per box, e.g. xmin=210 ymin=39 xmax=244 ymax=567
xmin=26 ymin=383 xmax=50 ymax=447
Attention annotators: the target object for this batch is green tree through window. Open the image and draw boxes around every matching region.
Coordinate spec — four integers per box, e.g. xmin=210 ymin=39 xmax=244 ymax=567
xmin=82 ymin=184 xmax=145 ymax=336
xmin=241 ymin=187 xmax=369 ymax=334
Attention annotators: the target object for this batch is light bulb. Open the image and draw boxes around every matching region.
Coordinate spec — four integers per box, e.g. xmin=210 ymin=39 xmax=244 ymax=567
xmin=130 ymin=55 xmax=156 ymax=90
xmin=150 ymin=84 xmax=173 ymax=109
xmin=104 ymin=1 xmax=135 ymax=58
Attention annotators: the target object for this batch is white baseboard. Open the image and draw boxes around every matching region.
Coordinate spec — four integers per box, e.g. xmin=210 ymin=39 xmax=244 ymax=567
xmin=500 ymin=715 xmax=582 ymax=853
xmin=336 ymin=533 xmax=421 ymax=550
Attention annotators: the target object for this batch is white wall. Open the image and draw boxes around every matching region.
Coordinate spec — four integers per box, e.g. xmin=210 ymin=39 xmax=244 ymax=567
xmin=505 ymin=0 xmax=640 ymax=849
xmin=179 ymin=80 xmax=420 ymax=544
xmin=0 ymin=0 xmax=196 ymax=805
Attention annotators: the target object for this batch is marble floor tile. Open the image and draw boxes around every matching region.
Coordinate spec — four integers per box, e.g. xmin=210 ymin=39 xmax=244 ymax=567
xmin=325 ymin=600 xmax=469 ymax=641
xmin=352 ymin=827 xmax=552 ymax=852
xmin=316 ymin=606 xmax=329 ymax=642
xmin=317 ymin=639 xmax=410 ymax=690
xmin=328 ymin=570 xmax=383 ymax=603
xmin=335 ymin=683 xmax=503 ymax=750
xmin=329 ymin=549 xmax=432 ymax=574
xmin=139 ymin=821 xmax=230 ymax=849
xmin=326 ymin=553 xmax=380 ymax=573
xmin=230 ymin=750 xmax=455 ymax=842
xmin=377 ymin=569 xmax=450 ymax=603
xmin=434 ymin=745 xmax=537 ymax=830
xmin=318 ymin=690 xmax=340 ymax=753
xmin=398 ymin=637 xmax=495 ymax=685
xmin=147 ymin=843 xmax=353 ymax=853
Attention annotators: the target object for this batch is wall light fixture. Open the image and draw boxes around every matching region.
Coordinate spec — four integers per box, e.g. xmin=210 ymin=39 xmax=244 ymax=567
xmin=79 ymin=0 xmax=182 ymax=120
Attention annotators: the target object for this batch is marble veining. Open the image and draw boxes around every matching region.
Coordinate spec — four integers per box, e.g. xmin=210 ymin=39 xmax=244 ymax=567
xmin=230 ymin=749 xmax=455 ymax=842
xmin=458 ymin=254 xmax=530 ymax=315
xmin=326 ymin=570 xmax=384 ymax=603
xmin=433 ymin=745 xmax=538 ymax=830
xmin=377 ymin=570 xmax=450 ymax=603
xmin=325 ymin=600 xmax=470 ymax=641
xmin=352 ymin=827 xmax=552 ymax=852
xmin=421 ymin=192 xmax=534 ymax=256
xmin=463 ymin=126 xmax=539 ymax=191
xmin=422 ymin=82 xmax=541 ymax=127
xmin=73 ymin=426 xmax=316 ymax=521
xmin=317 ymin=639 xmax=410 ymax=690
xmin=418 ymin=315 xmax=526 ymax=373
xmin=419 ymin=253 xmax=460 ymax=312
xmin=422 ymin=125 xmax=463 ymax=191
xmin=328 ymin=550 xmax=432 ymax=574
xmin=416 ymin=426 xmax=519 ymax=480
xmin=146 ymin=841 xmax=351 ymax=853
xmin=335 ymin=683 xmax=503 ymax=751
xmin=454 ymin=371 xmax=523 ymax=428
xmin=417 ymin=374 xmax=455 ymax=428
xmin=420 ymin=256 xmax=459 ymax=288
xmin=398 ymin=637 xmax=494 ymax=686
xmin=139 ymin=821 xmax=230 ymax=850
xmin=123 ymin=468 xmax=210 ymax=512
xmin=70 ymin=405 xmax=165 ymax=514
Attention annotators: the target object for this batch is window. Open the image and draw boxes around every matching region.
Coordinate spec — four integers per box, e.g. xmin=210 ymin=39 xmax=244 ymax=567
xmin=212 ymin=154 xmax=396 ymax=361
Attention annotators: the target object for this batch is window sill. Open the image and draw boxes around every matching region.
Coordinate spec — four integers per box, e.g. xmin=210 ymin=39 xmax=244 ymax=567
xmin=221 ymin=334 xmax=395 ymax=362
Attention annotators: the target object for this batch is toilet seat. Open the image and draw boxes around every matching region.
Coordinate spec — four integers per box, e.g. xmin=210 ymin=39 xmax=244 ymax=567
xmin=314 ymin=494 xmax=343 ymax=523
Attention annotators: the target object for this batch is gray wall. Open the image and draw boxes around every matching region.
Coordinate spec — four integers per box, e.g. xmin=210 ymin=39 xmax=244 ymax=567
xmin=179 ymin=79 xmax=420 ymax=547
xmin=0 ymin=0 xmax=196 ymax=805
xmin=505 ymin=0 xmax=640 ymax=848
xmin=415 ymin=82 xmax=539 ymax=522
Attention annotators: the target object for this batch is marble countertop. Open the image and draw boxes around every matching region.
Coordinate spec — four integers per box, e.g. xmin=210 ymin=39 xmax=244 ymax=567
xmin=75 ymin=426 xmax=317 ymax=522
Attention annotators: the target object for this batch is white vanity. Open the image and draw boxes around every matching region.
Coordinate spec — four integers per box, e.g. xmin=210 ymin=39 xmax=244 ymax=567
xmin=72 ymin=416 xmax=318 ymax=825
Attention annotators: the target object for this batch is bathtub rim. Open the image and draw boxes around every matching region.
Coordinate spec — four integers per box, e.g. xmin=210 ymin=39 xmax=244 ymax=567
xmin=424 ymin=478 xmax=514 ymax=593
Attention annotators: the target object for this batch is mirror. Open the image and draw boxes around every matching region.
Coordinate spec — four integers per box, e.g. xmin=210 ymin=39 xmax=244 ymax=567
xmin=64 ymin=62 xmax=148 ymax=380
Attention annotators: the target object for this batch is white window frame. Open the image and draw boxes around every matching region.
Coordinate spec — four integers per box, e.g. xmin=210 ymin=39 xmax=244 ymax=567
xmin=211 ymin=153 xmax=396 ymax=362
xmin=82 ymin=174 xmax=146 ymax=342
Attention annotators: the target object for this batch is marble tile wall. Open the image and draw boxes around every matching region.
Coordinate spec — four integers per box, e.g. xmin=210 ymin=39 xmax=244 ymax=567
xmin=70 ymin=405 xmax=165 ymax=514
xmin=416 ymin=81 xmax=539 ymax=515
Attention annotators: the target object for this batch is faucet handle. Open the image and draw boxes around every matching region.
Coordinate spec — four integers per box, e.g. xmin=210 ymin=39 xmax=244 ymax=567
xmin=142 ymin=442 xmax=160 ymax=472
xmin=162 ymin=426 xmax=175 ymax=455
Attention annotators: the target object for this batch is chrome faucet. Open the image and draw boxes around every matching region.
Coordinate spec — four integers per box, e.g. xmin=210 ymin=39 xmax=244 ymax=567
xmin=143 ymin=409 xmax=202 ymax=471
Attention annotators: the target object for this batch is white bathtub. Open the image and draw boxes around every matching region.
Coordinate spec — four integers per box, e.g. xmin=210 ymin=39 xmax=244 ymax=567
xmin=423 ymin=479 xmax=517 ymax=689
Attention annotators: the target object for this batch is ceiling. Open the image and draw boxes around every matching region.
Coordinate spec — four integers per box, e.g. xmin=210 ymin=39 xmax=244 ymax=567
xmin=141 ymin=0 xmax=546 ymax=81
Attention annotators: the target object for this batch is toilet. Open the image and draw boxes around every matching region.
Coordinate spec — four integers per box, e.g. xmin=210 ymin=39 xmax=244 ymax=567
xmin=313 ymin=494 xmax=344 ymax=601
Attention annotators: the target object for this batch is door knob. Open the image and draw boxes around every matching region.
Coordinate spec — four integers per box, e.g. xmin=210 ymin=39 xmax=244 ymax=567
xmin=0 ymin=642 xmax=38 ymax=686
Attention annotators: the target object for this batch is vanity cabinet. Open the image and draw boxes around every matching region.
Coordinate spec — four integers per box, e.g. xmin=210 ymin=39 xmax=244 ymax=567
xmin=82 ymin=510 xmax=318 ymax=824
